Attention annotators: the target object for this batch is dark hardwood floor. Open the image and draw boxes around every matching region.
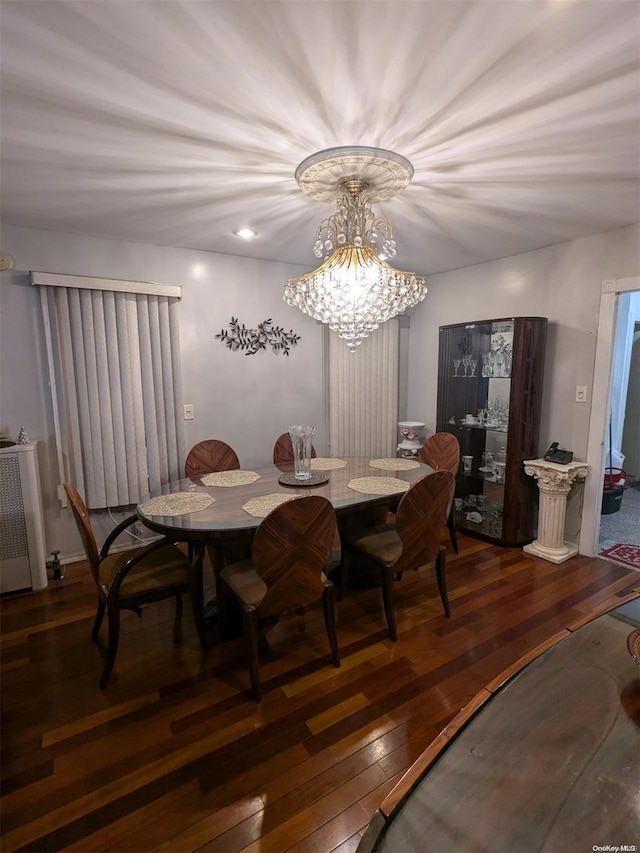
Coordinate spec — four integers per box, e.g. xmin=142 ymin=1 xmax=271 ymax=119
xmin=2 ymin=533 xmax=638 ymax=853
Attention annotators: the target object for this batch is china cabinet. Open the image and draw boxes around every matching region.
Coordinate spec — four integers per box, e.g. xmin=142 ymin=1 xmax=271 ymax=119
xmin=436 ymin=317 xmax=547 ymax=546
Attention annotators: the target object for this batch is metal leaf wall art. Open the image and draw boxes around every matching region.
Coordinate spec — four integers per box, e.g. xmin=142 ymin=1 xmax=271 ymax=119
xmin=215 ymin=317 xmax=301 ymax=356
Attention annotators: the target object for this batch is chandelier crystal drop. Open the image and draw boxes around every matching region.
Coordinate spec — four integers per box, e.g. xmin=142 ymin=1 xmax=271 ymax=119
xmin=284 ymin=147 xmax=427 ymax=351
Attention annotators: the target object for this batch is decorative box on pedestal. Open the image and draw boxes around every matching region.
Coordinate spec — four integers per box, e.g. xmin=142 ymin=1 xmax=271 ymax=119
xmin=523 ymin=458 xmax=588 ymax=564
xmin=397 ymin=422 xmax=425 ymax=458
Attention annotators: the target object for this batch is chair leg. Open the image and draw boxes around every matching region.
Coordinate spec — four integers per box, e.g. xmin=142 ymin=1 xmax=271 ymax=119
xmin=91 ymin=599 xmax=106 ymax=642
xmin=173 ymin=594 xmax=183 ymax=645
xmin=435 ymin=546 xmax=451 ymax=617
xmin=382 ymin=565 xmax=398 ymax=642
xmin=188 ymin=542 xmax=208 ymax=650
xmin=100 ymin=604 xmax=121 ymax=688
xmin=447 ymin=508 xmax=458 ymax=554
xmin=322 ymin=585 xmax=340 ymax=668
xmin=339 ymin=549 xmax=351 ymax=602
xmin=243 ymin=608 xmax=261 ymax=702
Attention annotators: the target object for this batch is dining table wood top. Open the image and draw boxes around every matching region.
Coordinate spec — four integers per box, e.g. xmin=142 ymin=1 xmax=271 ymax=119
xmin=137 ymin=457 xmax=431 ymax=541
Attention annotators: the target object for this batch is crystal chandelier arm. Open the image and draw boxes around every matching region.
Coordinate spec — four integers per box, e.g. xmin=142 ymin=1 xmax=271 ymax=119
xmin=313 ymin=212 xmax=341 ymax=258
xmin=369 ymin=213 xmax=396 ymax=259
xmin=313 ymin=189 xmax=397 ymax=260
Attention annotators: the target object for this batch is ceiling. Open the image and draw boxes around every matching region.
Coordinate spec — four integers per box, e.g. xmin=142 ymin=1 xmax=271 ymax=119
xmin=1 ymin=0 xmax=639 ymax=277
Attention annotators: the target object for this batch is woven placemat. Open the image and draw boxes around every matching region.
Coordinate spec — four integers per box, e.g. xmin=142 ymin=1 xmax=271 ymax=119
xmin=369 ymin=458 xmax=420 ymax=471
xmin=242 ymin=494 xmax=295 ymax=518
xmin=311 ymin=457 xmax=348 ymax=471
xmin=139 ymin=492 xmax=215 ymax=517
xmin=200 ymin=470 xmax=260 ymax=487
xmin=348 ymin=477 xmax=411 ymax=496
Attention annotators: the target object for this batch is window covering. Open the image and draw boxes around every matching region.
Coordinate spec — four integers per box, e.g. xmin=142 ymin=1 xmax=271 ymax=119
xmin=328 ymin=319 xmax=399 ymax=457
xmin=33 ymin=272 xmax=184 ymax=509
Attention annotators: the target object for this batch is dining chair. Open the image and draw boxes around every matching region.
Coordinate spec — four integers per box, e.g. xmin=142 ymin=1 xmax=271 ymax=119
xmin=272 ymin=432 xmax=341 ymax=590
xmin=185 ymin=439 xmax=240 ymax=477
xmin=272 ymin=432 xmax=317 ymax=466
xmin=184 ymin=438 xmax=243 ymax=569
xmin=419 ymin=432 xmax=460 ymax=553
xmin=64 ymin=483 xmax=194 ymax=688
xmin=219 ymin=495 xmax=340 ymax=701
xmin=342 ymin=469 xmax=455 ymax=641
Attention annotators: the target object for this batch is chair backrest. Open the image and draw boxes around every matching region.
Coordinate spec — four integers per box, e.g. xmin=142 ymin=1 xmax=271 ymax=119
xmin=185 ymin=439 xmax=240 ymax=477
xmin=419 ymin=432 xmax=460 ymax=476
xmin=64 ymin=483 xmax=101 ymax=580
xmin=272 ymin=432 xmax=317 ymax=465
xmin=252 ymin=495 xmax=336 ymax=618
xmin=394 ymin=470 xmax=455 ymax=572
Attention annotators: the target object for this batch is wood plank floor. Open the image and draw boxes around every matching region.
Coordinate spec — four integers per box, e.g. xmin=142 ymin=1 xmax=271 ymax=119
xmin=2 ymin=533 xmax=639 ymax=853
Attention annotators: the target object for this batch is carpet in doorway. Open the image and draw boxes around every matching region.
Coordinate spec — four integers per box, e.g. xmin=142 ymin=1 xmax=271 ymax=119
xmin=599 ymin=543 xmax=640 ymax=571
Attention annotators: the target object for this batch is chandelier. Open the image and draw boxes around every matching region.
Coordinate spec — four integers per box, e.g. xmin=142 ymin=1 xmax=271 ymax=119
xmin=284 ymin=146 xmax=427 ymax=351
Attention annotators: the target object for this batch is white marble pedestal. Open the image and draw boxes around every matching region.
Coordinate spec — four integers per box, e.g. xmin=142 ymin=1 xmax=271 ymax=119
xmin=523 ymin=458 xmax=588 ymax=564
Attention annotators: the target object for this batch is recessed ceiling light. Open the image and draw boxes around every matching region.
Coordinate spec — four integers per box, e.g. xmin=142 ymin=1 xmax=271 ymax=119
xmin=234 ymin=228 xmax=257 ymax=239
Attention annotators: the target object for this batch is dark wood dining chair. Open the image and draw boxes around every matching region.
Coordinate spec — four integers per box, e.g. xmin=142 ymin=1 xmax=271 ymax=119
xmin=184 ymin=439 xmax=242 ymax=569
xmin=64 ymin=483 xmax=194 ymax=688
xmin=272 ymin=432 xmax=341 ymax=590
xmin=272 ymin=432 xmax=317 ymax=466
xmin=185 ymin=439 xmax=240 ymax=477
xmin=419 ymin=432 xmax=460 ymax=553
xmin=342 ymin=470 xmax=455 ymax=641
xmin=219 ymin=495 xmax=340 ymax=701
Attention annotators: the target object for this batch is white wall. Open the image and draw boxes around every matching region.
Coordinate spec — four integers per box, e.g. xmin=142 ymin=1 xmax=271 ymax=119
xmin=406 ymin=223 xmax=640 ymax=542
xmin=3 ymin=221 xmax=638 ymax=561
xmin=0 ymin=225 xmax=322 ymax=560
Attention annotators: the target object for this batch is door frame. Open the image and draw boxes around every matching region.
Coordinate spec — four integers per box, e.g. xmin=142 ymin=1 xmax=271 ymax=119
xmin=579 ymin=275 xmax=640 ymax=556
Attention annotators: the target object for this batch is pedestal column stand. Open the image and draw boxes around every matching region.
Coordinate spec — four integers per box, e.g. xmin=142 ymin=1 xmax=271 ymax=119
xmin=523 ymin=458 xmax=588 ymax=564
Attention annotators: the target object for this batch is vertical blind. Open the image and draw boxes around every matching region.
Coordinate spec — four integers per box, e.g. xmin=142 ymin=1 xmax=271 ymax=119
xmin=34 ymin=273 xmax=184 ymax=509
xmin=328 ymin=319 xmax=399 ymax=457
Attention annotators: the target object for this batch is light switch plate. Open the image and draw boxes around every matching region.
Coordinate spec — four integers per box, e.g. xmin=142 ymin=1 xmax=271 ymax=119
xmin=183 ymin=404 xmax=194 ymax=420
xmin=575 ymin=386 xmax=588 ymax=402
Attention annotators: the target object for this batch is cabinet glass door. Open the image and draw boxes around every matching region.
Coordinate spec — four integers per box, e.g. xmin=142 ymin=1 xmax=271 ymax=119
xmin=438 ymin=320 xmax=515 ymax=541
xmin=437 ymin=316 xmax=547 ymax=546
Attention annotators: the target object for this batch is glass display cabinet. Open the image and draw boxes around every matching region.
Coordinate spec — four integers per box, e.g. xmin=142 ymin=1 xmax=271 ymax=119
xmin=437 ymin=317 xmax=547 ymax=546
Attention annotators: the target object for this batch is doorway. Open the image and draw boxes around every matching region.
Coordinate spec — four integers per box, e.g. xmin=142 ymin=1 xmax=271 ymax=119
xmin=580 ymin=276 xmax=640 ymax=560
xmin=598 ymin=305 xmax=640 ymax=556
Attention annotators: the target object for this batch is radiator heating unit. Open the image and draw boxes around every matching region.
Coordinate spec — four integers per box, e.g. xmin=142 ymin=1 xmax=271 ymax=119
xmin=0 ymin=442 xmax=48 ymax=593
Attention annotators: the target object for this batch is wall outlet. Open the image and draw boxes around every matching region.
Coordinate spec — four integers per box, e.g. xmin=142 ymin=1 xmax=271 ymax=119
xmin=183 ymin=404 xmax=194 ymax=420
xmin=575 ymin=385 xmax=588 ymax=402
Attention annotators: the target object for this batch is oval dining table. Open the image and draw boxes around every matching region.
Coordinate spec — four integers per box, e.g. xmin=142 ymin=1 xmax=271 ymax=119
xmin=137 ymin=457 xmax=431 ymax=645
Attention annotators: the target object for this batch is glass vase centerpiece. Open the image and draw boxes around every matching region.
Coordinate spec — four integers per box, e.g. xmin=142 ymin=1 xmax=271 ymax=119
xmin=288 ymin=424 xmax=315 ymax=480
xmin=397 ymin=421 xmax=425 ymax=457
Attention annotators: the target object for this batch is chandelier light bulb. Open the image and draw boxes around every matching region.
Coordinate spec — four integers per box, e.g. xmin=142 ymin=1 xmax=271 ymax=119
xmin=284 ymin=147 xmax=427 ymax=351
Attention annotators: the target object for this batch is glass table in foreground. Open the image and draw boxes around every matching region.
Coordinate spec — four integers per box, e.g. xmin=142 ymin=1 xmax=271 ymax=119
xmin=359 ymin=595 xmax=640 ymax=852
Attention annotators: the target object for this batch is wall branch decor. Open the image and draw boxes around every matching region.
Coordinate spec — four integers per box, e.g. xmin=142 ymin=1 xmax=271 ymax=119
xmin=215 ymin=317 xmax=301 ymax=356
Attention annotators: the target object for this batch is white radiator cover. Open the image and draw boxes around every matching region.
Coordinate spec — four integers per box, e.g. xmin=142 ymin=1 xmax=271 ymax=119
xmin=0 ymin=442 xmax=48 ymax=592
